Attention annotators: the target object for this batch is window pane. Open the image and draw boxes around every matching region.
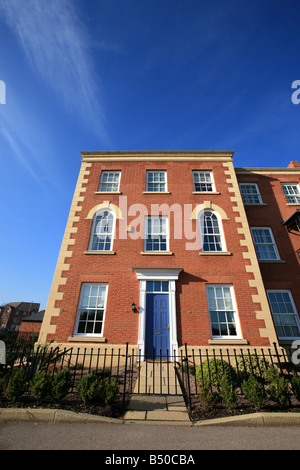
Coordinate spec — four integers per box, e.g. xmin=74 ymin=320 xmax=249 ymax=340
xmin=78 ymin=322 xmax=86 ymax=333
xmin=76 ymin=284 xmax=107 ymax=336
xmin=251 ymin=228 xmax=279 ymax=260
xmin=86 ymin=322 xmax=94 ymax=334
xmin=89 ymin=211 xmax=114 ymax=251
xmin=193 ymin=171 xmax=214 ymax=192
xmin=210 ymin=311 xmax=218 ymax=322
xmin=79 ymin=311 xmax=87 ymax=321
xmin=95 ymin=310 xmax=104 ymax=321
xmin=228 ymin=323 xmax=237 ymax=335
xmin=267 ymin=290 xmax=300 ymax=338
xmin=154 ymin=281 xmax=161 ymax=292
xmin=99 ymin=172 xmax=120 ymax=192
xmin=211 ymin=323 xmax=220 ymax=336
xmin=161 ymin=282 xmax=169 ymax=292
xmin=239 ymin=184 xmax=262 ymax=204
xmin=207 ymin=286 xmax=237 ymax=337
xmin=282 ymin=184 xmax=300 ymax=203
xmin=94 ymin=323 xmax=102 ymax=334
xmin=146 ymin=281 xmax=154 ymax=292
xmin=200 ymin=211 xmax=224 ymax=252
xmin=145 ymin=217 xmax=168 ymax=251
xmin=147 ymin=171 xmax=166 ymax=191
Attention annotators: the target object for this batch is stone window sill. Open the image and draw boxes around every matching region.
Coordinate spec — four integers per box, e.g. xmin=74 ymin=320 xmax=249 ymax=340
xmin=84 ymin=251 xmax=115 ymax=255
xmin=208 ymin=338 xmax=248 ymax=345
xmin=143 ymin=191 xmax=171 ymax=194
xmin=258 ymin=259 xmax=286 ymax=263
xmin=95 ymin=191 xmax=122 ymax=195
xmin=68 ymin=336 xmax=106 ymax=343
xmin=244 ymin=203 xmax=268 ymax=206
xmin=199 ymin=251 xmax=232 ymax=256
xmin=192 ymin=191 xmax=220 ymax=195
xmin=140 ymin=251 xmax=173 ymax=255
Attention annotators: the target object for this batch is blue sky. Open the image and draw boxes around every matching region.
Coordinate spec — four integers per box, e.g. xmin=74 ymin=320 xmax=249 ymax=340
xmin=0 ymin=0 xmax=300 ymax=310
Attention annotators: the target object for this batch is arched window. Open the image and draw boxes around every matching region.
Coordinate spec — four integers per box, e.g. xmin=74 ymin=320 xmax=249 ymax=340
xmin=88 ymin=210 xmax=115 ymax=251
xmin=199 ymin=210 xmax=225 ymax=252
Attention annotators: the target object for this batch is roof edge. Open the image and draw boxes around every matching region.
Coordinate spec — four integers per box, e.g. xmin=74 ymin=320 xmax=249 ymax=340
xmin=81 ymin=150 xmax=234 ymax=162
xmin=235 ymin=167 xmax=300 ymax=174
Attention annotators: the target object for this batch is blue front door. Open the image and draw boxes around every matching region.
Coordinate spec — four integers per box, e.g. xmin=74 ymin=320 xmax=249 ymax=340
xmin=145 ymin=293 xmax=170 ymax=358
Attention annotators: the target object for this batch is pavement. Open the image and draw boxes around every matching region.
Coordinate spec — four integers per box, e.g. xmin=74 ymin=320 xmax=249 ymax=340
xmin=1 ymin=360 xmax=300 ymax=426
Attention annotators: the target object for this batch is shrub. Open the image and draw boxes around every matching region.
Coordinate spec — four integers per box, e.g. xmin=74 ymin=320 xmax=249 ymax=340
xmin=219 ymin=376 xmax=237 ymax=410
xmin=30 ymin=371 xmax=51 ymax=401
xmin=263 ymin=365 xmax=280 ymax=383
xmin=51 ymin=369 xmax=71 ymax=402
xmin=242 ymin=374 xmax=266 ymax=409
xmin=76 ymin=372 xmax=100 ymax=404
xmin=4 ymin=369 xmax=27 ymax=403
xmin=0 ymin=376 xmax=7 ymax=400
xmin=98 ymin=378 xmax=119 ymax=404
xmin=198 ymin=385 xmax=218 ymax=407
xmin=291 ymin=375 xmax=300 ymax=402
xmin=196 ymin=358 xmax=237 ymax=389
xmin=268 ymin=375 xmax=290 ymax=407
xmin=100 ymin=368 xmax=112 ymax=379
xmin=235 ymin=355 xmax=269 ymax=381
xmin=181 ymin=361 xmax=196 ymax=376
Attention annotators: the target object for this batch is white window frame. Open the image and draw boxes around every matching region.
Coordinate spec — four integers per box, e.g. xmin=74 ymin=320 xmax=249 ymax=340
xmin=146 ymin=281 xmax=169 ymax=293
xmin=250 ymin=227 xmax=280 ymax=261
xmin=146 ymin=171 xmax=167 ymax=192
xmin=99 ymin=171 xmax=121 ymax=192
xmin=74 ymin=283 xmax=108 ymax=337
xmin=193 ymin=171 xmax=215 ymax=192
xmin=206 ymin=284 xmax=242 ymax=339
xmin=281 ymin=183 xmax=300 ymax=204
xmin=267 ymin=290 xmax=300 ymax=340
xmin=133 ymin=268 xmax=182 ymax=360
xmin=144 ymin=216 xmax=169 ymax=252
xmin=88 ymin=209 xmax=115 ymax=252
xmin=239 ymin=183 xmax=263 ymax=204
xmin=199 ymin=210 xmax=226 ymax=252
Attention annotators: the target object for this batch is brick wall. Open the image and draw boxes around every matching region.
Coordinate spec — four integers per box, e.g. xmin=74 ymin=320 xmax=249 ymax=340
xmin=237 ymin=168 xmax=300 ymax=317
xmin=43 ymin=154 xmax=277 ymax=348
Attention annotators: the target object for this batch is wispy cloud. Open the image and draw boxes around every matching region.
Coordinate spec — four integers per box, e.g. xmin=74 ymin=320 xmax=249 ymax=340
xmin=0 ymin=96 xmax=63 ymax=191
xmin=0 ymin=0 xmax=110 ymax=142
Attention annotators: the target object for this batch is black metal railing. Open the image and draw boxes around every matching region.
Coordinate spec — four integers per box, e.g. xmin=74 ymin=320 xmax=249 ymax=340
xmin=1 ymin=341 xmax=300 ymax=412
xmin=178 ymin=343 xmax=300 ymax=411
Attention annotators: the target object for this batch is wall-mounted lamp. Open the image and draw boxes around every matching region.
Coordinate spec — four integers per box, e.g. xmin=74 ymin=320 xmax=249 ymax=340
xmin=132 ymin=302 xmax=136 ymax=312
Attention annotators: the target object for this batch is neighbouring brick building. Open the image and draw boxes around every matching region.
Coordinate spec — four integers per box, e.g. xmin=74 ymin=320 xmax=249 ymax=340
xmin=0 ymin=302 xmax=40 ymax=332
xmin=38 ymin=151 xmax=300 ymax=359
xmin=18 ymin=310 xmax=45 ymax=342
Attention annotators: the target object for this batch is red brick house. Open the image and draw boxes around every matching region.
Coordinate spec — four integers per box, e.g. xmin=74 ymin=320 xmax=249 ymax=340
xmin=1 ymin=302 xmax=40 ymax=332
xmin=18 ymin=310 xmax=45 ymax=342
xmin=38 ymin=151 xmax=300 ymax=359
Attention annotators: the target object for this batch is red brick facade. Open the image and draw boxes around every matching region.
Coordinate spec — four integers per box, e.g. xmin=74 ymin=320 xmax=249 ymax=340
xmin=39 ymin=152 xmax=300 ymax=355
xmin=237 ymin=166 xmax=300 ymax=341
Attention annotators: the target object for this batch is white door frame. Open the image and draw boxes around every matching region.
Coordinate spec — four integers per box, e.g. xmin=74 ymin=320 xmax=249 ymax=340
xmin=132 ymin=268 xmax=182 ymax=360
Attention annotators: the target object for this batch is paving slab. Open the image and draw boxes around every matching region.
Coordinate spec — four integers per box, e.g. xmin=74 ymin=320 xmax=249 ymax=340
xmin=166 ymin=395 xmax=187 ymax=411
xmin=147 ymin=410 xmax=190 ymax=422
xmin=123 ymin=410 xmax=147 ymax=421
xmin=133 ymin=361 xmax=181 ymax=395
xmin=127 ymin=395 xmax=167 ymax=411
xmin=123 ymin=393 xmax=190 ymax=422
